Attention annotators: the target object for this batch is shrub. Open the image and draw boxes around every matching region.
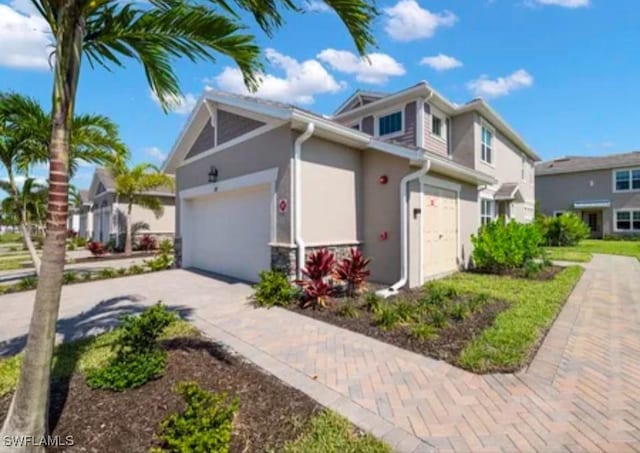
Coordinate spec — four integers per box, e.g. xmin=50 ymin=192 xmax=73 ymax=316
xmin=87 ymin=241 xmax=106 ymax=256
xmin=449 ymin=303 xmax=470 ymax=321
xmin=81 ymin=272 xmax=93 ymax=282
xmin=145 ymin=239 xmax=174 ymax=271
xmin=62 ymin=272 xmax=77 ymax=285
xmin=429 ymin=309 xmax=447 ymax=329
xmin=253 ymin=270 xmax=298 ymax=307
xmin=410 ymin=324 xmax=436 ymax=340
xmin=374 ymin=304 xmax=401 ymax=330
xmin=17 ymin=276 xmax=37 ymax=291
xmin=116 ymin=267 xmax=127 ymax=276
xmin=137 ymin=234 xmax=158 ymax=251
xmin=337 ymin=300 xmax=358 ymax=318
xmin=86 ymin=303 xmax=178 ymax=391
xmin=541 ymin=212 xmax=590 ymax=246
xmin=98 ymin=268 xmax=117 ymax=279
xmin=75 ymin=236 xmax=88 ymax=247
xmin=299 ymin=249 xmax=336 ymax=309
xmin=128 ymin=264 xmax=145 ymax=275
xmin=155 ymin=381 xmax=239 ymax=453
xmin=8 ymin=246 xmax=17 ymax=252
xmin=363 ymin=292 xmax=382 ymax=314
xmin=333 ymin=248 xmax=371 ymax=297
xmin=471 ymin=219 xmax=543 ymax=273
xmin=67 ymin=242 xmax=76 ymax=251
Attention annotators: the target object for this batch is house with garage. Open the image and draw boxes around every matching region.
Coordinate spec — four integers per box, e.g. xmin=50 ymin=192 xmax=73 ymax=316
xmin=162 ymin=82 xmax=538 ymax=292
xmin=87 ymin=167 xmax=176 ymax=246
xmin=72 ymin=189 xmax=91 ymax=238
xmin=536 ymin=152 xmax=640 ymax=238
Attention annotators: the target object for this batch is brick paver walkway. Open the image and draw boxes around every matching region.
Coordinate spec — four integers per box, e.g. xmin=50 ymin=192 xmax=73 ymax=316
xmin=1 ymin=255 xmax=639 ymax=451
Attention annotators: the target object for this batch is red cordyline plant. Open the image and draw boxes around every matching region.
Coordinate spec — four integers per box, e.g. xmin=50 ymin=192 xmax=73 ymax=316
xmin=299 ymin=249 xmax=336 ymax=309
xmin=87 ymin=241 xmax=106 ymax=256
xmin=333 ymin=248 xmax=371 ymax=297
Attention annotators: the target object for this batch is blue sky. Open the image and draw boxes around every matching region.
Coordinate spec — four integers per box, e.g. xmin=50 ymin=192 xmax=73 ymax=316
xmin=1 ymin=0 xmax=639 ymax=189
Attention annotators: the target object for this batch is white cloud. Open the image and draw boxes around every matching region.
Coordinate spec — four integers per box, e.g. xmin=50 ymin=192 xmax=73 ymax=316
xmin=0 ymin=2 xmax=52 ymax=70
xmin=532 ymin=0 xmax=589 ymax=7
xmin=145 ymin=146 xmax=167 ymax=162
xmin=384 ymin=0 xmax=457 ymax=42
xmin=304 ymin=0 xmax=331 ymax=12
xmin=467 ymin=69 xmax=534 ymax=99
xmin=209 ymin=48 xmax=344 ymax=105
xmin=149 ymin=91 xmax=197 ymax=115
xmin=317 ymin=49 xmax=405 ymax=85
xmin=419 ymin=54 xmax=463 ymax=71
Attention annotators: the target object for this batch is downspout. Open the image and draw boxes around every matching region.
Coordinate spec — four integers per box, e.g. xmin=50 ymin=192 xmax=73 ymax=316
xmin=294 ymin=122 xmax=315 ymax=279
xmin=377 ymin=159 xmax=431 ymax=298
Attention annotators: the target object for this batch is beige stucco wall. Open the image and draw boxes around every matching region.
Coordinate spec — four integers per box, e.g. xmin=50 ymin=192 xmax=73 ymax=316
xmin=127 ymin=197 xmax=176 ymax=234
xmin=300 ymin=136 xmax=362 ymax=245
xmin=175 ymin=125 xmax=294 ymax=243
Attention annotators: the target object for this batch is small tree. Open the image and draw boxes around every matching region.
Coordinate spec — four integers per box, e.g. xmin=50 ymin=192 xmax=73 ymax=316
xmin=541 ymin=212 xmax=590 ymax=246
xmin=112 ymin=163 xmax=175 ymax=256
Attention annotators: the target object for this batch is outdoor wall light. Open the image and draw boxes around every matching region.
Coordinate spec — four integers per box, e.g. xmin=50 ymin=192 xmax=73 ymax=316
xmin=379 ymin=174 xmax=388 ymax=185
xmin=208 ymin=166 xmax=218 ymax=183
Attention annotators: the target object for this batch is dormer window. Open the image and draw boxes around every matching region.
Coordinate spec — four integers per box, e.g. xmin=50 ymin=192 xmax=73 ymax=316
xmin=378 ymin=111 xmax=403 ymax=136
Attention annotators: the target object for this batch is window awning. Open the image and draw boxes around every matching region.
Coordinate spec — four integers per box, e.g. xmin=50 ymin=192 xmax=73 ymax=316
xmin=573 ymin=200 xmax=611 ymax=209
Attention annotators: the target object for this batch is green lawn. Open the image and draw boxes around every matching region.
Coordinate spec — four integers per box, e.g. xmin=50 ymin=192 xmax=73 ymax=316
xmin=432 ymin=266 xmax=584 ymax=373
xmin=545 ymin=239 xmax=640 ymax=262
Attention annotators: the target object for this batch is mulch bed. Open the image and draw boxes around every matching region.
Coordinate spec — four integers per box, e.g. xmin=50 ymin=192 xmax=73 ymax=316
xmin=288 ymin=297 xmax=509 ymax=366
xmin=0 ymin=337 xmax=320 ymax=452
xmin=468 ymin=265 xmax=565 ymax=281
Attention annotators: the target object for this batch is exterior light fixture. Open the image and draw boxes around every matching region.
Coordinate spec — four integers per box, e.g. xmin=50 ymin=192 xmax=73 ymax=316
xmin=208 ymin=166 xmax=218 ymax=183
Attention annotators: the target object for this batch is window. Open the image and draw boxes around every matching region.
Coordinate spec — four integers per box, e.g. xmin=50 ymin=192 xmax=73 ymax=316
xmin=480 ymin=198 xmax=495 ymax=226
xmin=378 ymin=111 xmax=402 ymax=136
xmin=614 ymin=169 xmax=640 ymax=192
xmin=616 ymin=210 xmax=640 ymax=231
xmin=481 ymin=126 xmax=493 ymax=164
xmin=431 ymin=115 xmax=443 ymax=138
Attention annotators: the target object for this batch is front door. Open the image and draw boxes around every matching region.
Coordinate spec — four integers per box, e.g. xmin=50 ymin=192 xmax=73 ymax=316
xmin=582 ymin=211 xmax=602 ymax=238
xmin=423 ymin=185 xmax=458 ymax=279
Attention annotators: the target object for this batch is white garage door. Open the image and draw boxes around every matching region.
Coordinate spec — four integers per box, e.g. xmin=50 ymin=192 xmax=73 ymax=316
xmin=423 ymin=185 xmax=458 ymax=279
xmin=183 ymin=184 xmax=271 ymax=282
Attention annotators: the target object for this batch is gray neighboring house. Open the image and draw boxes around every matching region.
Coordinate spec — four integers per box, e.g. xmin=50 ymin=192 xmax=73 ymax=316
xmin=536 ymin=152 xmax=640 ymax=238
xmin=163 ymin=82 xmax=539 ymax=290
xmin=85 ymin=168 xmax=176 ymax=245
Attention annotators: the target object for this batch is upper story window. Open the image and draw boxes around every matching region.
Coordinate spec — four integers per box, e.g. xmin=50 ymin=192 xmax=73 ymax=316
xmin=378 ymin=111 xmax=402 ymax=136
xmin=614 ymin=168 xmax=640 ymax=192
xmin=480 ymin=198 xmax=495 ymax=226
xmin=481 ymin=126 xmax=493 ymax=164
xmin=431 ymin=115 xmax=443 ymax=138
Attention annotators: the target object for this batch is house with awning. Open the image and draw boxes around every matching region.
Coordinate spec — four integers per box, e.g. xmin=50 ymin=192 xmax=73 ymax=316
xmin=536 ymin=152 xmax=640 ymax=238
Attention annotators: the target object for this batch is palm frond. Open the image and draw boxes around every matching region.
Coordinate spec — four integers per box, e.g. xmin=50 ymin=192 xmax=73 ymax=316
xmin=84 ymin=3 xmax=262 ymax=107
xmin=136 ymin=195 xmax=164 ymax=218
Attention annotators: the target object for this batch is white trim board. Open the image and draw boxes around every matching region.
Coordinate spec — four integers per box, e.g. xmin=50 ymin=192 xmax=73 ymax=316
xmin=179 ymin=168 xmax=278 ymax=200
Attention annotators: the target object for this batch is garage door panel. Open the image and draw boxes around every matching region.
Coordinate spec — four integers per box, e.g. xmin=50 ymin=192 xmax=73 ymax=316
xmin=184 ymin=185 xmax=271 ymax=282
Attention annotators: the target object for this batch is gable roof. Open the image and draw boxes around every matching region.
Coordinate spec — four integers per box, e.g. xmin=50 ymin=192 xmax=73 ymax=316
xmin=79 ymin=189 xmax=90 ymax=205
xmin=162 ymin=89 xmax=496 ymax=187
xmin=87 ymin=167 xmax=174 ymax=201
xmin=333 ymin=89 xmax=389 ymax=116
xmin=536 ymin=152 xmax=640 ymax=176
xmin=494 ymin=183 xmax=523 ymax=201
xmin=331 ymin=81 xmax=540 ymax=162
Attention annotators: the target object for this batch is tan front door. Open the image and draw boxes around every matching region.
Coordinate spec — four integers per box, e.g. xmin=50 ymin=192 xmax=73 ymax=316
xmin=423 ymin=185 xmax=458 ymax=279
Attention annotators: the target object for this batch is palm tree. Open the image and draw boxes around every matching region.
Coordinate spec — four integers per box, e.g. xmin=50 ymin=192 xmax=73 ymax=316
xmin=0 ymin=179 xmax=49 ymax=236
xmin=0 ymin=0 xmax=376 ymax=448
xmin=0 ymin=92 xmax=127 ymax=274
xmin=112 ymin=163 xmax=174 ymax=255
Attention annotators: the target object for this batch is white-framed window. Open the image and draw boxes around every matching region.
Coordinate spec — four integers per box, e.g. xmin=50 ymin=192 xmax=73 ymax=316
xmin=378 ymin=111 xmax=403 ymax=136
xmin=481 ymin=125 xmax=493 ymax=164
xmin=614 ymin=168 xmax=640 ymax=192
xmin=431 ymin=115 xmax=443 ymax=138
xmin=480 ymin=198 xmax=495 ymax=226
xmin=615 ymin=210 xmax=640 ymax=231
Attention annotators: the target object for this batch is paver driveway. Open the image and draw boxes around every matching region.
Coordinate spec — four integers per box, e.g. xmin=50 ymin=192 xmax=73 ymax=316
xmin=1 ymin=254 xmax=639 ymax=452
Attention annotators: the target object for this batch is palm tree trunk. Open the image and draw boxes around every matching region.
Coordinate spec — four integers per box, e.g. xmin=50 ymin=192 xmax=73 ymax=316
xmin=1 ymin=5 xmax=84 ymax=450
xmin=7 ymin=175 xmax=41 ymax=275
xmin=124 ymin=203 xmax=133 ymax=256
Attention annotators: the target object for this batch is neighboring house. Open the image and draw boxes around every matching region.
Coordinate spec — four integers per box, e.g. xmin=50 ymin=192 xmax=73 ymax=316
xmin=86 ymin=168 xmax=176 ymax=245
xmin=536 ymin=152 xmax=640 ymax=238
xmin=162 ymin=82 xmax=538 ymax=289
xmin=71 ymin=189 xmax=91 ymax=237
